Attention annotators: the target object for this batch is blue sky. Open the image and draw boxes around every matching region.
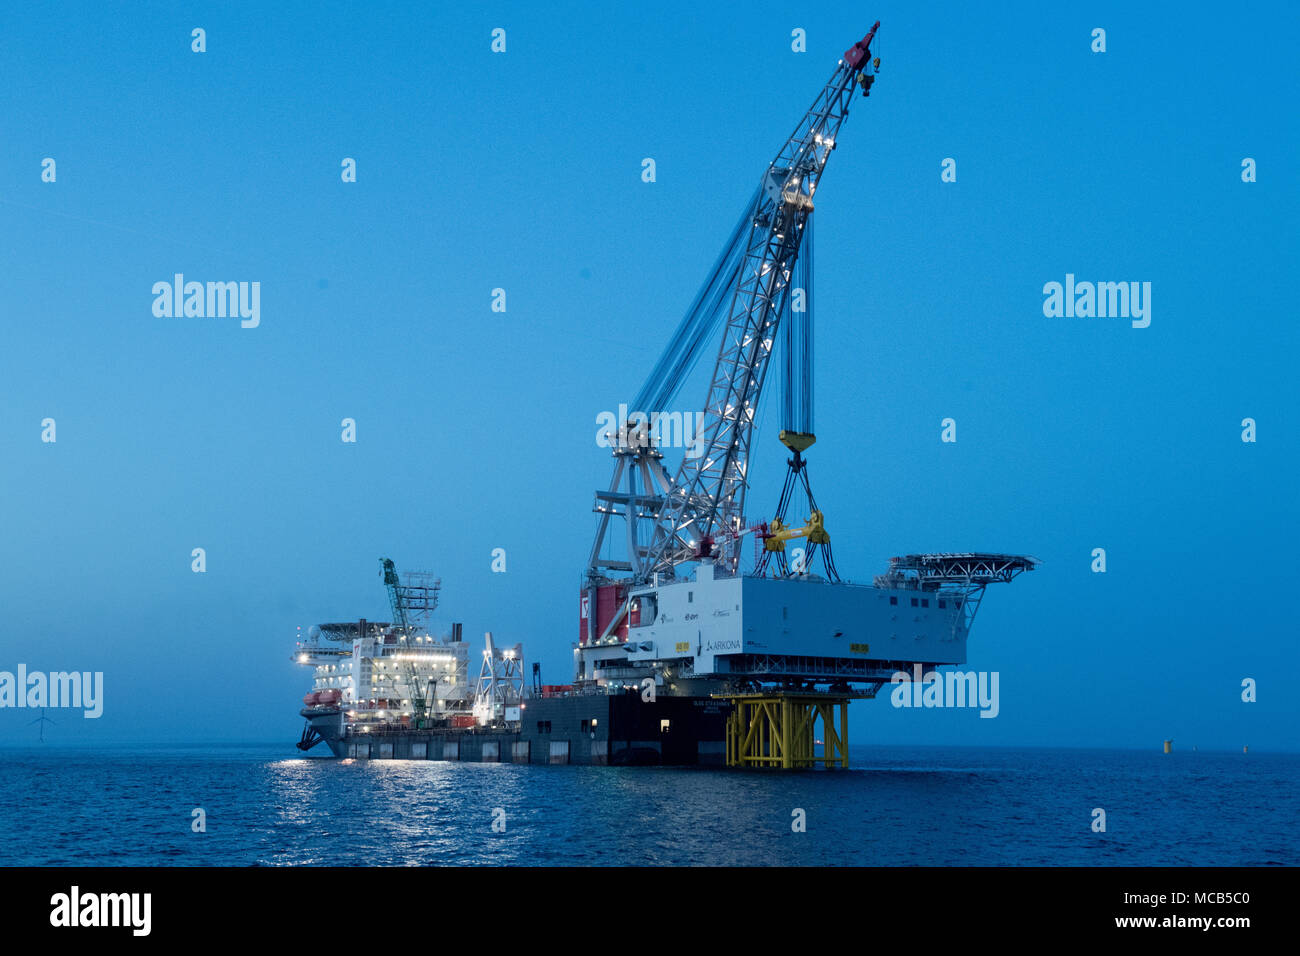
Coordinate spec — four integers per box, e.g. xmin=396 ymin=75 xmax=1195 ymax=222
xmin=1 ymin=1 xmax=1296 ymax=751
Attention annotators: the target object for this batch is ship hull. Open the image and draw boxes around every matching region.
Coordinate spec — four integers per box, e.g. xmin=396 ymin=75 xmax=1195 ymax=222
xmin=300 ymin=693 xmax=729 ymax=765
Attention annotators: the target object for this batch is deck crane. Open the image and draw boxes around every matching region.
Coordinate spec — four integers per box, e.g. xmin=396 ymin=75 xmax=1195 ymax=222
xmin=380 ymin=557 xmax=442 ymax=728
xmin=585 ymin=23 xmax=882 ymax=640
xmin=644 ymin=24 xmax=881 ymax=580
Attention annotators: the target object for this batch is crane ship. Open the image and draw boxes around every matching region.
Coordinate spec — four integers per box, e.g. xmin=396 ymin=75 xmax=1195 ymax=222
xmin=294 ymin=22 xmax=1037 ymax=768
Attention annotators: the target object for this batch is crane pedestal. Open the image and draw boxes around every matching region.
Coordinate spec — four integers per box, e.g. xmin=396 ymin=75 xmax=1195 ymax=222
xmin=722 ymin=691 xmax=849 ymax=769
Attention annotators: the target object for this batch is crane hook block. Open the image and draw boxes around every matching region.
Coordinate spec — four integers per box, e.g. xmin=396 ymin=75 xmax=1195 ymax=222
xmin=779 ymin=429 xmax=817 ymax=453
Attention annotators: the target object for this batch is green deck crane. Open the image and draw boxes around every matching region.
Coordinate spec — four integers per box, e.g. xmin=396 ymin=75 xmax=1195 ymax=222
xmin=380 ymin=557 xmax=441 ymax=728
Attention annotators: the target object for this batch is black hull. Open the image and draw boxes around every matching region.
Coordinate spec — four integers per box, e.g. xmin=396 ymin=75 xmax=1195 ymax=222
xmin=300 ymin=693 xmax=730 ymax=766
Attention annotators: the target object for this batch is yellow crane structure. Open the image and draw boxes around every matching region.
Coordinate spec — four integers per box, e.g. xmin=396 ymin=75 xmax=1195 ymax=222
xmin=723 ymin=691 xmax=853 ymax=769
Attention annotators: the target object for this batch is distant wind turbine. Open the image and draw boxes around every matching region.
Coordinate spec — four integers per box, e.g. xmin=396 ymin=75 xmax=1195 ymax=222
xmin=28 ymin=708 xmax=55 ymax=742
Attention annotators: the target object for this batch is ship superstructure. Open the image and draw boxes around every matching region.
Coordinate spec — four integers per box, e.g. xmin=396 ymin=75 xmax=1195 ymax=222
xmin=294 ymin=561 xmax=482 ymax=752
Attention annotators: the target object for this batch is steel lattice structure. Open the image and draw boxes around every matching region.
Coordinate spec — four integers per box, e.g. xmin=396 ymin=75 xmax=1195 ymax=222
xmin=872 ymin=553 xmax=1041 ymax=589
xmin=645 ymin=33 xmax=876 ymax=579
xmin=588 ymin=23 xmax=881 ymax=585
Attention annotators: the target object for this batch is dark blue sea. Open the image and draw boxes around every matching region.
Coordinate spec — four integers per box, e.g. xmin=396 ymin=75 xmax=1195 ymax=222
xmin=2 ymin=745 xmax=1295 ymax=866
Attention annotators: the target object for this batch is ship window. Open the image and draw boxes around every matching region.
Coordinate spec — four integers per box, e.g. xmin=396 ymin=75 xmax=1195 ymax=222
xmin=580 ymin=719 xmax=588 ymax=731
xmin=911 ymin=598 xmax=919 ymax=607
xmin=921 ymin=599 xmax=929 ymax=608
xmin=782 ymin=606 xmax=788 ymax=620
xmin=660 ymin=719 xmax=671 ymax=733
xmin=889 ymin=596 xmax=898 ymax=605
xmin=688 ymin=591 xmax=694 ymax=603
xmin=537 ymin=721 xmax=551 ymax=733
xmin=938 ymin=600 xmax=946 ymax=609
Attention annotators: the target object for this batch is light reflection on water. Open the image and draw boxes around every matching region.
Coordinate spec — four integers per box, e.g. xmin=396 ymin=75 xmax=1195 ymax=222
xmin=2 ymin=746 xmax=1296 ymax=866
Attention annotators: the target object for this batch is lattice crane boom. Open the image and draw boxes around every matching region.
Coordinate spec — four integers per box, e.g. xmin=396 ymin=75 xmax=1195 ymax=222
xmin=640 ymin=23 xmax=880 ymax=580
xmin=379 ymin=557 xmax=442 ymax=726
